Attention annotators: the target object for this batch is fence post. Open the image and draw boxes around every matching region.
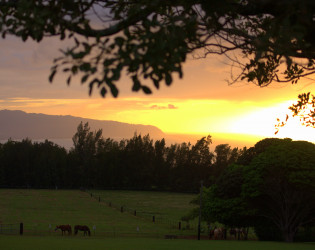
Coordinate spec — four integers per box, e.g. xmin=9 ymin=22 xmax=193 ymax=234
xmin=20 ymin=223 xmax=23 ymax=235
xmin=179 ymin=222 xmax=181 ymax=230
xmin=121 ymin=206 xmax=123 ymax=213
xmin=99 ymin=196 xmax=100 ymax=202
xmin=109 ymin=202 xmax=111 ymax=207
xmin=152 ymin=216 xmax=155 ymax=222
xmin=134 ymin=210 xmax=136 ymax=216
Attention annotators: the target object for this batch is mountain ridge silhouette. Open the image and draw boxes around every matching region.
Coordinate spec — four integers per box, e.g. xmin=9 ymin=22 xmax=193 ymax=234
xmin=0 ymin=109 xmax=165 ymax=140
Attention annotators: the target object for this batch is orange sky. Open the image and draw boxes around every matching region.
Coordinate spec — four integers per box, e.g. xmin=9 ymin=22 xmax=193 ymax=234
xmin=1 ymin=36 xmax=315 ymax=148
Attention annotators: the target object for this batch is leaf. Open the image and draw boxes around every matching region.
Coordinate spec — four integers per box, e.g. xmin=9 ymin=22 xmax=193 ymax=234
xmin=109 ymin=83 xmax=119 ymax=97
xmin=66 ymin=76 xmax=71 ymax=85
xmin=165 ymin=73 xmax=172 ymax=86
xmin=74 ymin=37 xmax=80 ymax=46
xmin=81 ymin=74 xmax=89 ymax=84
xmin=132 ymin=76 xmax=141 ymax=91
xmin=88 ymin=79 xmax=100 ymax=96
xmin=100 ymin=87 xmax=107 ymax=97
xmin=153 ymin=79 xmax=159 ymax=89
xmin=142 ymin=86 xmax=152 ymax=94
xmin=49 ymin=69 xmax=57 ymax=83
xmin=21 ymin=33 xmax=28 ymax=42
xmin=71 ymin=66 xmax=78 ymax=74
xmin=115 ymin=37 xmax=124 ymax=47
xmin=89 ymin=82 xmax=94 ymax=96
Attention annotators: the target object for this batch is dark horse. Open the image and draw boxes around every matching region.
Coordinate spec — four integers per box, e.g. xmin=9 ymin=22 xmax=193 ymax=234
xmin=55 ymin=225 xmax=72 ymax=235
xmin=74 ymin=225 xmax=91 ymax=236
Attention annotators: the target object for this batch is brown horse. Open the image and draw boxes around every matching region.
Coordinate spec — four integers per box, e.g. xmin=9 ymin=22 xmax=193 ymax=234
xmin=74 ymin=225 xmax=91 ymax=236
xmin=55 ymin=225 xmax=72 ymax=235
xmin=229 ymin=227 xmax=248 ymax=240
xmin=214 ymin=227 xmax=226 ymax=240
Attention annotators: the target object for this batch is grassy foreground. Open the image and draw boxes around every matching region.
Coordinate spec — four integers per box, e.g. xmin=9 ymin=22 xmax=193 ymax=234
xmin=0 ymin=189 xmax=199 ymax=237
xmin=1 ymin=235 xmax=314 ymax=250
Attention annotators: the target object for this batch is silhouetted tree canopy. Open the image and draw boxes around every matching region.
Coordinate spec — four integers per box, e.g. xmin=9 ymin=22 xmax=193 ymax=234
xmin=2 ymin=123 xmax=236 ymax=192
xmin=193 ymin=138 xmax=315 ymax=242
xmin=276 ymin=92 xmax=315 ymax=133
xmin=1 ymin=0 xmax=314 ymax=97
xmin=244 ymin=139 xmax=315 ymax=242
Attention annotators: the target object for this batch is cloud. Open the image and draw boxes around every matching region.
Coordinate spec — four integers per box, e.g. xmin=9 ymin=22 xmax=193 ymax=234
xmin=168 ymin=104 xmax=178 ymax=109
xmin=150 ymin=104 xmax=178 ymax=110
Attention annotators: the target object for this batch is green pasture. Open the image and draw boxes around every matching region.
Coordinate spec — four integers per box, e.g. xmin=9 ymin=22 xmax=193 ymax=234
xmin=0 ymin=235 xmax=314 ymax=250
xmin=0 ymin=189 xmax=200 ymax=237
xmin=89 ymin=190 xmax=197 ymax=222
xmin=1 ymin=189 xmax=314 ymax=249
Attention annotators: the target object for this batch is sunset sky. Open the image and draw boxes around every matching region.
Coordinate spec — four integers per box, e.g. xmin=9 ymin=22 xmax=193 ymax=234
xmin=1 ymin=35 xmax=315 ymax=148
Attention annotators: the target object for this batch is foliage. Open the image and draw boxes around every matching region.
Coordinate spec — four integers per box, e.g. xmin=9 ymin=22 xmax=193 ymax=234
xmin=191 ymin=138 xmax=315 ymax=242
xmin=0 ymin=123 xmax=240 ymax=192
xmin=192 ymin=164 xmax=256 ymax=227
xmin=1 ymin=1 xmax=314 ymax=97
xmin=210 ymin=144 xmax=242 ymax=182
xmin=71 ymin=122 xmax=104 ymax=187
xmin=276 ymin=92 xmax=315 ymax=133
xmin=72 ymin=122 xmax=103 ymax=158
xmin=0 ymin=139 xmax=68 ymax=188
xmin=243 ymin=139 xmax=315 ymax=242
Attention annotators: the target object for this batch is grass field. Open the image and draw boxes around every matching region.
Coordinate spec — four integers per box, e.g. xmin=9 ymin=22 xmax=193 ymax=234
xmin=89 ymin=190 xmax=197 ymax=222
xmin=0 ymin=189 xmax=200 ymax=237
xmin=1 ymin=235 xmax=314 ymax=250
xmin=1 ymin=189 xmax=313 ymax=250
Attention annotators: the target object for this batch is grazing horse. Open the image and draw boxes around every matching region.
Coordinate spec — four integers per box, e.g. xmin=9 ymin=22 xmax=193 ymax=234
xmin=214 ymin=227 xmax=225 ymax=240
xmin=209 ymin=227 xmax=215 ymax=239
xmin=229 ymin=228 xmax=237 ymax=239
xmin=230 ymin=227 xmax=248 ymax=240
xmin=74 ymin=225 xmax=91 ymax=236
xmin=55 ymin=225 xmax=72 ymax=235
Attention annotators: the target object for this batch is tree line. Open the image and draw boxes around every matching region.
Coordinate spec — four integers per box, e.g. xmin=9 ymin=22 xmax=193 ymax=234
xmin=0 ymin=122 xmax=243 ymax=192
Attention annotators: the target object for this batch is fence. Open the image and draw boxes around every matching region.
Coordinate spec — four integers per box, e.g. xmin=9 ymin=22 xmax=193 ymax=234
xmin=0 ymin=190 xmax=208 ymax=239
xmin=0 ymin=223 xmax=22 ymax=235
xmin=86 ymin=190 xmax=206 ymax=235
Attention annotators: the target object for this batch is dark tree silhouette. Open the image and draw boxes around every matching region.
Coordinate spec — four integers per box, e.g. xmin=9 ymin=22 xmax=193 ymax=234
xmin=194 ymin=138 xmax=315 ymax=242
xmin=1 ymin=1 xmax=314 ymax=97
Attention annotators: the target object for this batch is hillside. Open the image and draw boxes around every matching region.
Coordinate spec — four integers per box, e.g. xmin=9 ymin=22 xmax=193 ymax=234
xmin=0 ymin=110 xmax=165 ymax=140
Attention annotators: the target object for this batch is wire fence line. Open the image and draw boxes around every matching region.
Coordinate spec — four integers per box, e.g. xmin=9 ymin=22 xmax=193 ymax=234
xmin=0 ymin=223 xmax=20 ymax=235
xmin=85 ymin=190 xmax=203 ymax=233
xmin=0 ymin=189 xmax=207 ymax=238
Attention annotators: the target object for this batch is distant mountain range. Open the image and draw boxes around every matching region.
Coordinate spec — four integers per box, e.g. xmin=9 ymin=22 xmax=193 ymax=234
xmin=0 ymin=110 xmax=259 ymax=149
xmin=0 ymin=110 xmax=165 ymax=141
